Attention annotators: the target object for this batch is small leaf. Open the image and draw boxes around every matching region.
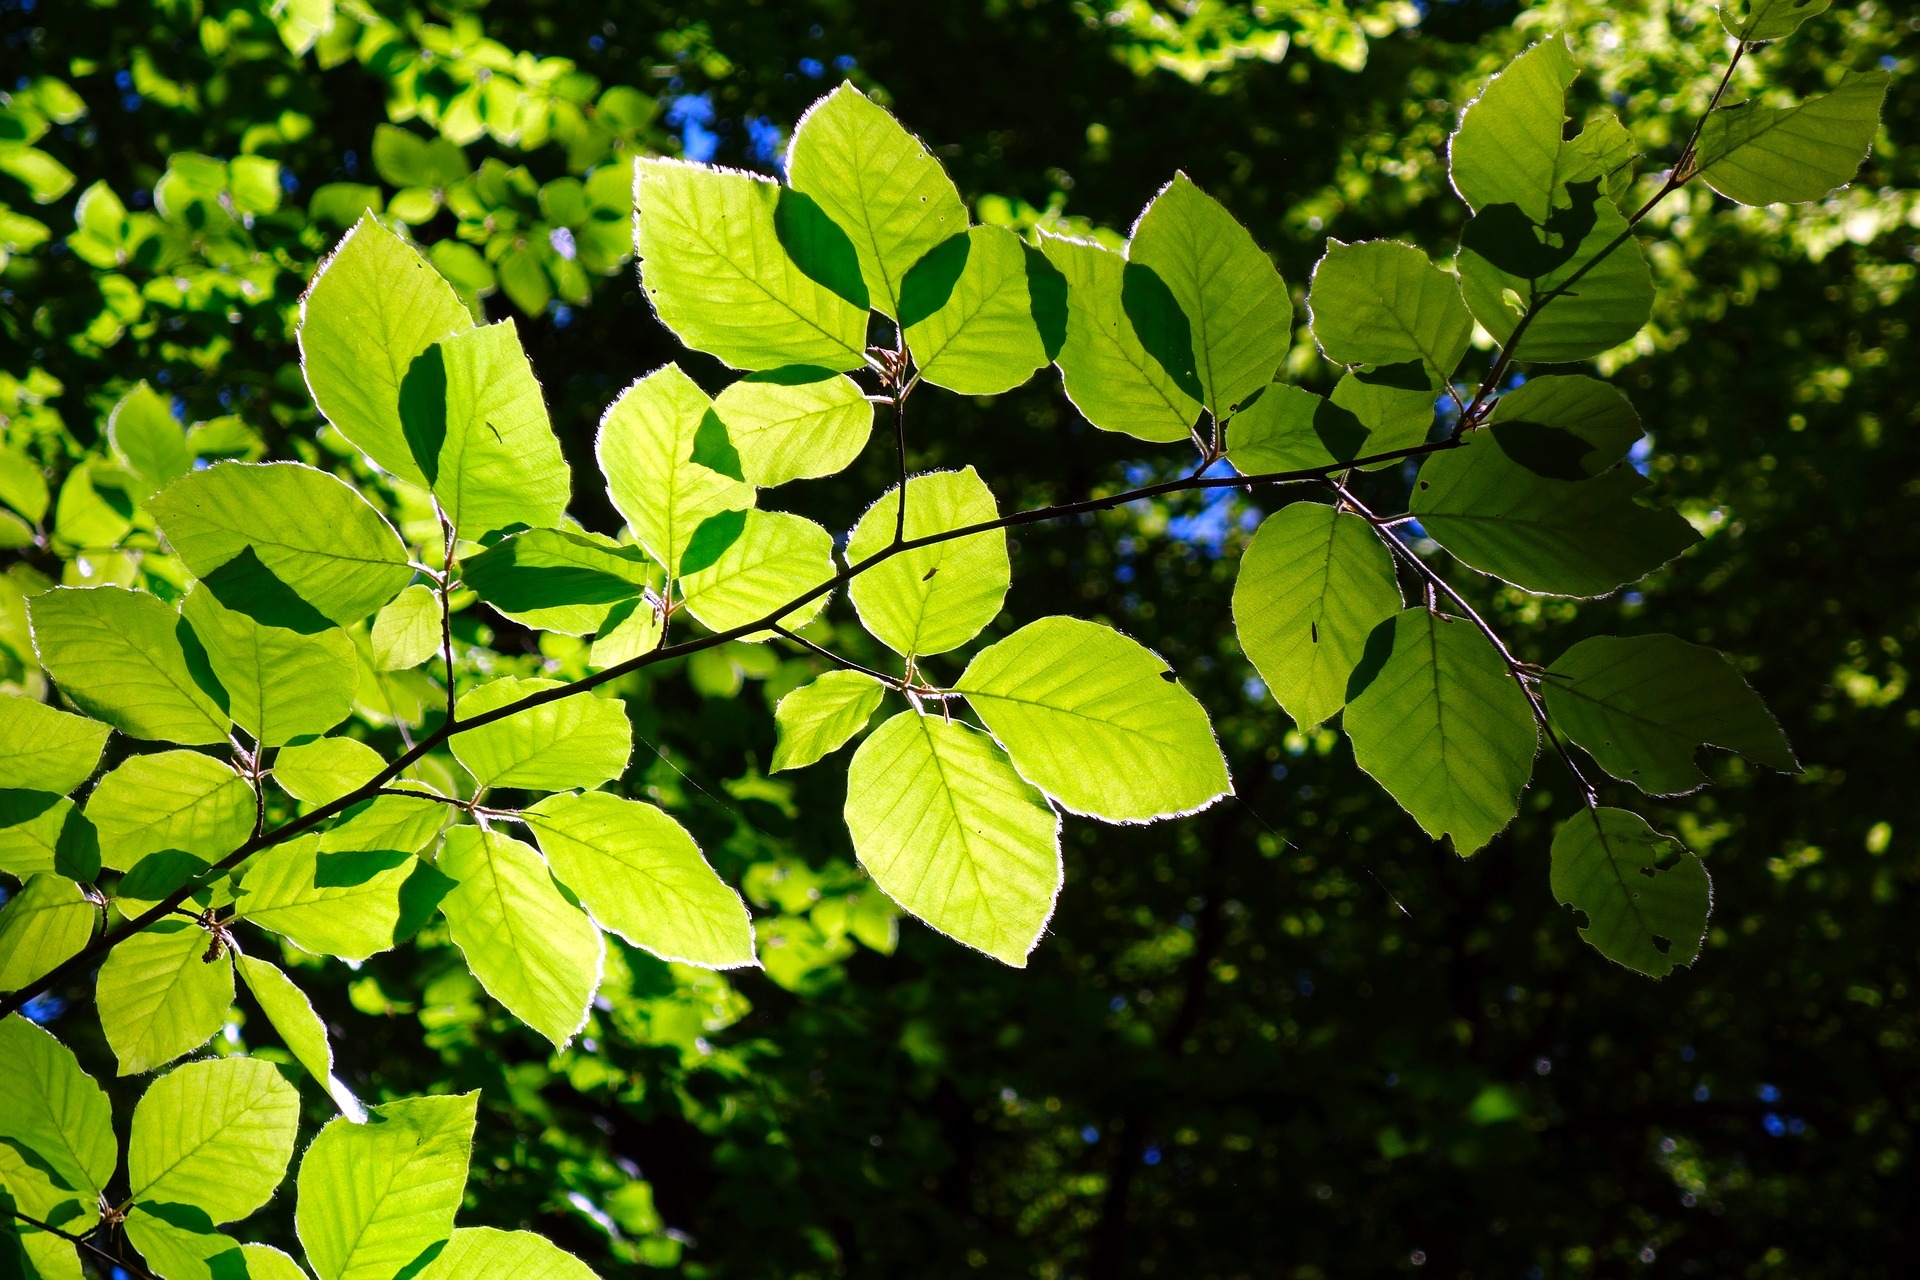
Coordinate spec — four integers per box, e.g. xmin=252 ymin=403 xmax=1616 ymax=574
xmin=956 ymin=616 xmax=1230 ymax=822
xmin=1551 ymin=808 xmax=1710 ymax=978
xmin=28 ymin=586 xmax=230 ymax=745
xmin=450 ymin=677 xmax=631 ymax=791
xmin=678 ymin=509 xmax=836 ymax=635
xmin=845 ymin=712 xmax=1060 ymax=966
xmin=1449 ymin=37 xmax=1579 ymax=224
xmin=588 ymin=596 xmax=666 ymax=670
xmin=233 ymin=836 xmax=426 ymax=963
xmin=234 ymin=952 xmax=359 ymax=1116
xmin=87 ymin=750 xmax=254 ymax=873
xmin=1232 ymin=504 xmax=1402 ymax=730
xmin=0 ymin=874 xmax=96 ymax=993
xmin=128 ymin=1056 xmax=300 ymax=1223
xmin=1542 ymin=634 xmax=1797 ymax=795
xmin=1307 ymin=239 xmax=1472 ymax=382
xmin=1696 ymin=72 xmax=1889 ymax=206
xmin=0 ymin=695 xmax=109 ymax=794
xmin=124 ymin=1205 xmax=251 ymax=1280
xmin=0 ymin=1014 xmax=117 ymax=1217
xmin=415 ymin=1227 xmax=600 ymax=1280
xmin=0 ymin=446 xmax=50 ymax=523
xmin=461 ymin=529 xmax=652 ymax=637
xmin=845 ymin=467 xmax=1009 ymax=657
xmin=1343 ymin=609 xmax=1538 ymax=855
xmin=0 ymin=794 xmax=97 ymax=882
xmin=900 ymin=226 xmax=1049 ymax=396
xmin=597 ymin=364 xmax=755 ymax=572
xmin=438 ymin=826 xmax=602 ymax=1047
xmin=95 ymin=918 xmax=234 ymax=1075
xmin=108 ymin=382 xmax=192 ymax=500
xmin=771 ymin=670 xmax=887 ymax=771
xmin=371 ymin=585 xmax=442 ymax=672
xmin=296 ymin=1092 xmax=477 ymax=1280
xmin=525 ymin=791 xmax=757 ymax=969
xmin=182 ymin=589 xmax=359 ymax=747
xmin=273 ymin=737 xmax=386 ymax=806
xmin=1718 ymin=0 xmax=1832 ymax=41
xmin=713 ymin=367 xmax=873 ymax=487
xmin=1485 ymin=374 xmax=1642 ymax=478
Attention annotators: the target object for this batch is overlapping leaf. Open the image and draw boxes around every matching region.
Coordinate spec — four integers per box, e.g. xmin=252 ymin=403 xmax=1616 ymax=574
xmin=845 ymin=467 xmax=1009 ymax=657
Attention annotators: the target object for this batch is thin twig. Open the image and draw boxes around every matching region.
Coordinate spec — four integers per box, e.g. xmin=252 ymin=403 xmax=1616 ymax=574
xmin=5 ymin=1209 xmax=159 ymax=1280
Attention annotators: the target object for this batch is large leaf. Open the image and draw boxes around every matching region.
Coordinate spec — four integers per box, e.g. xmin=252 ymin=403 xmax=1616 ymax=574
xmin=1307 ymin=239 xmax=1472 ymax=382
xmin=234 ymin=952 xmax=358 ymax=1115
xmin=525 ymin=791 xmax=756 ymax=969
xmin=107 ymin=382 xmax=192 ymax=500
xmin=634 ymin=157 xmax=869 ymax=371
xmin=416 ymin=1227 xmax=600 ymax=1280
xmin=1449 ymin=37 xmax=1579 ymax=224
xmin=181 ymin=589 xmax=358 ymax=746
xmin=1126 ymin=173 xmax=1289 ymax=416
xmin=233 ymin=836 xmax=425 ymax=963
xmin=678 ymin=509 xmax=836 ymax=635
xmin=1232 ymin=503 xmax=1402 ymax=730
xmin=1485 ymin=374 xmax=1642 ymax=478
xmin=123 ymin=1208 xmax=259 ymax=1280
xmin=272 ymin=737 xmax=386 ymax=806
xmin=0 ymin=1145 xmax=89 ymax=1279
xmin=956 ymin=616 xmax=1229 ymax=822
xmin=900 ymin=226 xmax=1049 ymax=396
xmin=87 ymin=750 xmax=254 ymax=873
xmin=771 ymin=670 xmax=887 ymax=772
xmin=845 ymin=467 xmax=1009 ymax=657
xmin=28 ymin=587 xmax=229 ymax=745
xmin=462 ymin=529 xmax=653 ymax=637
xmin=1410 ymin=429 xmax=1698 ymax=597
xmin=151 ymin=462 xmax=412 ymax=630
xmin=95 ymin=918 xmax=234 ymax=1075
xmin=0 ymin=1014 xmax=117 ymax=1214
xmin=1696 ymin=72 xmax=1889 ymax=206
xmin=1550 ymin=808 xmax=1710 ymax=978
xmin=1343 ymin=609 xmax=1538 ymax=854
xmin=450 ymin=677 xmax=631 ymax=791
xmin=597 ymin=364 xmax=755 ymax=571
xmin=1038 ymin=232 xmax=1200 ymax=444
xmin=0 ymin=696 xmax=109 ymax=794
xmin=299 ymin=215 xmax=474 ymax=485
xmin=1542 ymin=634 xmax=1796 ymax=795
xmin=786 ymin=83 xmax=968 ymax=320
xmin=1224 ymin=374 xmax=1431 ymax=475
xmin=0 ymin=874 xmax=96 ymax=993
xmin=844 ymin=712 xmax=1060 ymax=966
xmin=1719 ymin=0 xmax=1832 ymax=41
xmin=438 ymin=826 xmax=602 ymax=1046
xmin=714 ymin=367 xmax=873 ymax=489
xmin=128 ymin=1056 xmax=299 ymax=1224
xmin=295 ymin=1092 xmax=477 ymax=1280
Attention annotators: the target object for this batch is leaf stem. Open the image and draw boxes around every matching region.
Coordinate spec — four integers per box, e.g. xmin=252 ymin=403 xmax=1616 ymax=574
xmin=435 ymin=504 xmax=459 ymax=728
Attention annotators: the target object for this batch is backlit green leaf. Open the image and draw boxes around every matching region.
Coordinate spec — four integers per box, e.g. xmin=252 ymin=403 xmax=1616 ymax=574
xmin=107 ymin=382 xmax=192 ymax=500
xmin=87 ymin=751 xmax=253 ymax=873
xmin=845 ymin=467 xmax=1009 ymax=657
xmin=1449 ymin=37 xmax=1578 ymax=224
xmin=416 ymin=1227 xmax=600 ymax=1280
xmin=1718 ymin=0 xmax=1831 ymax=40
xmin=0 ymin=446 xmax=50 ymax=524
xmin=124 ymin=1208 xmax=257 ymax=1280
xmin=900 ymin=226 xmax=1048 ymax=396
xmin=181 ymin=589 xmax=358 ymax=746
xmin=233 ymin=836 xmax=425 ymax=963
xmin=845 ymin=712 xmax=1060 ymax=966
xmin=713 ymin=367 xmax=873 ymax=487
xmin=956 ymin=616 xmax=1230 ymax=822
xmin=0 ymin=874 xmax=95 ymax=992
xmin=1550 ymin=807 xmax=1710 ymax=978
xmin=0 ymin=696 xmax=109 ymax=794
xmin=296 ymin=1092 xmax=476 ymax=1280
xmin=1696 ymin=72 xmax=1889 ymax=206
xmin=234 ymin=952 xmax=358 ymax=1114
xmin=587 ymin=597 xmax=666 ymax=670
xmin=1343 ymin=609 xmax=1538 ymax=854
xmin=526 ymin=791 xmax=757 ymax=969
xmin=0 ymin=794 xmax=97 ymax=883
xmin=28 ymin=587 xmax=229 ymax=745
xmin=597 ymin=364 xmax=755 ymax=571
xmin=1307 ymin=239 xmax=1471 ymax=382
xmin=679 ymin=509 xmax=836 ymax=635
xmin=1233 ymin=504 xmax=1402 ymax=730
xmin=1485 ymin=374 xmax=1642 ymax=477
xmin=273 ymin=737 xmax=385 ymax=806
xmin=128 ymin=1056 xmax=299 ymax=1223
xmin=438 ymin=826 xmax=602 ymax=1046
xmin=370 ymin=584 xmax=441 ymax=672
xmin=771 ymin=670 xmax=887 ymax=772
xmin=95 ymin=918 xmax=233 ymax=1075
xmin=0 ymin=1014 xmax=117 ymax=1215
xmin=450 ymin=677 xmax=631 ymax=791
xmin=462 ymin=529 xmax=652 ymax=637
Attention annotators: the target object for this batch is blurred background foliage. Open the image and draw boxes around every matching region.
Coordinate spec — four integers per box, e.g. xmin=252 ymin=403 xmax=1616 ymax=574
xmin=1 ymin=0 xmax=1916 ymax=1276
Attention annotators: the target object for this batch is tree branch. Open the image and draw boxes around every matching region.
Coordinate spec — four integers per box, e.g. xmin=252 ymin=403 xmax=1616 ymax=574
xmin=5 ymin=1209 xmax=159 ymax=1280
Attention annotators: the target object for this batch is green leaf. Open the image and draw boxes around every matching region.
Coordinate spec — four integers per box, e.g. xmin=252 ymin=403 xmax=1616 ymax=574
xmin=1307 ymin=239 xmax=1472 ymax=382
xmin=844 ymin=712 xmax=1060 ymax=966
xmin=0 ymin=446 xmax=50 ymax=523
xmin=128 ymin=1056 xmax=299 ymax=1223
xmin=438 ymin=826 xmax=602 ymax=1046
xmin=1696 ymin=72 xmax=1889 ymax=206
xmin=787 ymin=83 xmax=968 ymax=321
xmin=1718 ymin=0 xmax=1832 ymax=40
xmin=1449 ymin=37 xmax=1579 ymax=225
xmin=1038 ymin=232 xmax=1200 ymax=444
xmin=1126 ymin=173 xmax=1290 ymax=416
xmin=1225 ymin=382 xmax=1385 ymax=475
xmin=1343 ymin=609 xmax=1538 ymax=855
xmin=151 ymin=462 xmax=413 ymax=630
xmin=124 ymin=1208 xmax=257 ymax=1280
xmin=956 ymin=616 xmax=1230 ymax=822
xmin=107 ymin=382 xmax=192 ymax=500
xmin=0 ymin=1166 xmax=85 ymax=1280
xmin=450 ymin=677 xmax=631 ymax=791
xmin=416 ymin=1228 xmax=599 ymax=1280
xmin=273 ymin=737 xmax=385 ymax=806
xmin=1550 ymin=808 xmax=1710 ymax=978
xmin=0 ymin=794 xmax=97 ymax=883
xmin=587 ymin=597 xmax=665 ymax=670
xmin=1410 ymin=429 xmax=1699 ymax=597
xmin=296 ymin=1092 xmax=476 ymax=1280
xmin=0 ymin=874 xmax=96 ymax=993
xmin=28 ymin=587 xmax=230 ymax=745
xmin=233 ymin=837 xmax=425 ymax=963
xmin=95 ymin=918 xmax=233 ymax=1075
xmin=181 ymin=589 xmax=358 ymax=747
xmin=234 ymin=952 xmax=358 ymax=1114
xmin=679 ymin=510 xmax=836 ymax=635
xmin=1232 ymin=504 xmax=1402 ymax=730
xmin=525 ymin=791 xmax=757 ymax=969
xmin=1485 ymin=374 xmax=1642 ymax=478
xmin=52 ymin=462 xmax=134 ymax=550
xmin=370 ymin=585 xmax=441 ymax=672
xmin=0 ymin=696 xmax=109 ymax=794
xmin=900 ymin=227 xmax=1049 ymax=396
xmin=597 ymin=364 xmax=756 ymax=572
xmin=713 ymin=367 xmax=873 ymax=487
xmin=397 ymin=320 xmax=571 ymax=539
xmin=462 ymin=529 xmax=652 ymax=637
xmin=771 ymin=670 xmax=887 ymax=772
xmin=634 ymin=158 xmax=869 ymax=372
xmin=1542 ymin=634 xmax=1796 ymax=795
xmin=237 ymin=1245 xmax=311 ymax=1280
xmin=0 ymin=1014 xmax=116 ymax=1218
xmin=321 ymin=792 xmax=446 ymax=855
xmin=87 ymin=751 xmax=253 ymax=873
xmin=299 ymin=215 xmax=474 ymax=485
xmin=845 ymin=467 xmax=1009 ymax=657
